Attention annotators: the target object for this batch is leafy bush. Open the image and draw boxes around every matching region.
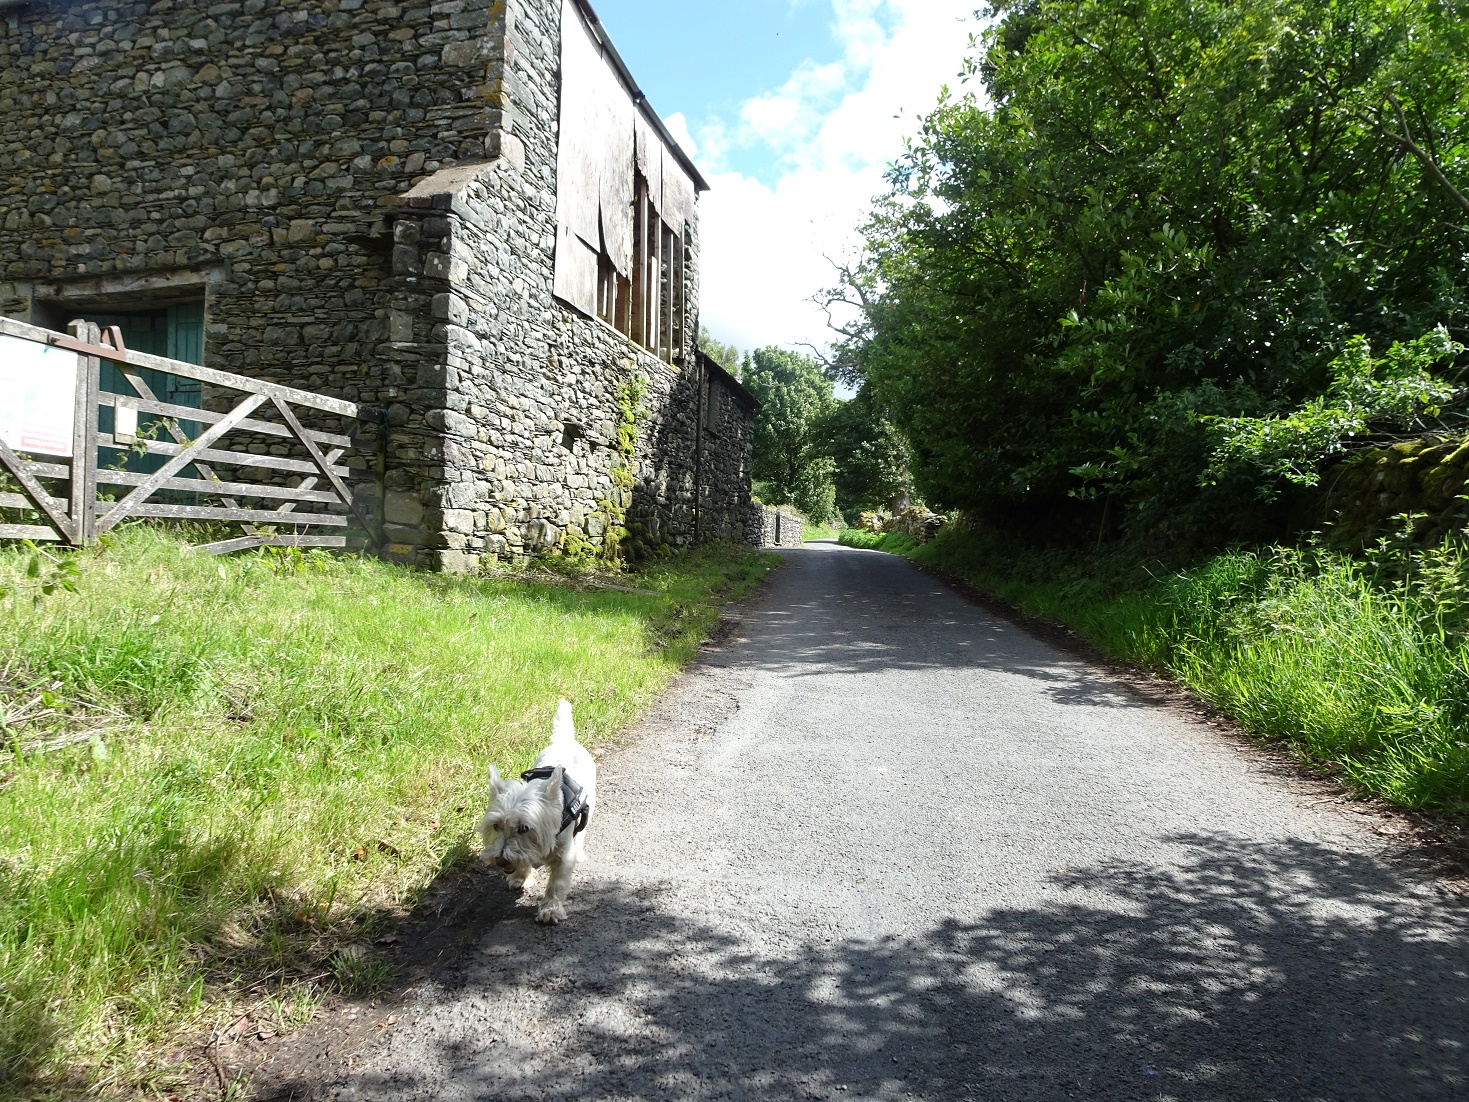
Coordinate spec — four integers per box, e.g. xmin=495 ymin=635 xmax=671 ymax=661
xmin=1204 ymin=328 xmax=1464 ymax=494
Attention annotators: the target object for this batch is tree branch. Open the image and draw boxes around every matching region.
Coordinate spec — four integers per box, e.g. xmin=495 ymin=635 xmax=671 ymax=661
xmin=1371 ymin=96 xmax=1469 ymax=218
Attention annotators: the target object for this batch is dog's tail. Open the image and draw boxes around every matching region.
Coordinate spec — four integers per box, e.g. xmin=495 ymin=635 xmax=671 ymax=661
xmin=552 ymin=698 xmax=576 ymax=745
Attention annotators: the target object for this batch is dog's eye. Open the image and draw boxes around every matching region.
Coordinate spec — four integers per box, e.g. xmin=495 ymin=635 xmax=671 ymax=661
xmin=517 ymin=824 xmax=530 ymax=835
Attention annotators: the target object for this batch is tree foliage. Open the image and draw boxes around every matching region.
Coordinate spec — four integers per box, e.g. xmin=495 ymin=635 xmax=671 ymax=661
xmin=833 ymin=0 xmax=1469 ymax=545
xmin=743 ymin=347 xmax=840 ymax=521
xmin=818 ymin=388 xmax=915 ymax=515
xmin=1204 ymin=327 xmax=1464 ymax=492
xmin=698 ymin=326 xmax=743 ymax=378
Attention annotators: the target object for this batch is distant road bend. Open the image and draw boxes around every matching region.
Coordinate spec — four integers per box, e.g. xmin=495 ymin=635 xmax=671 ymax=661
xmin=313 ymin=542 xmax=1467 ymax=1101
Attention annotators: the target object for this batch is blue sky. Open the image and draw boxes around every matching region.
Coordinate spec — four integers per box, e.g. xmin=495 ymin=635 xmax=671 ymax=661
xmin=585 ymin=1 xmax=986 ymax=355
xmin=591 ymin=0 xmax=865 ymax=182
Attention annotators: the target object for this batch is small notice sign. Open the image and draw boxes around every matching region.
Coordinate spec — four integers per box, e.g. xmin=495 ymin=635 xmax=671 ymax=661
xmin=0 ymin=334 xmax=79 ymax=457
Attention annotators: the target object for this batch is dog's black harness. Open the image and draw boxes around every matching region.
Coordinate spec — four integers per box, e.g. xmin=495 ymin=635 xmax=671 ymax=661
xmin=520 ymin=767 xmax=591 ymax=836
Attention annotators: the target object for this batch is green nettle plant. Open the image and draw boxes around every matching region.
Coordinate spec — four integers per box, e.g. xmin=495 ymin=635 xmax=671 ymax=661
xmin=0 ymin=541 xmax=82 ymax=604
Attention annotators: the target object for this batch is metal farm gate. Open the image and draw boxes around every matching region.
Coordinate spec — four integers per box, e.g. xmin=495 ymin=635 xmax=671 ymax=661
xmin=0 ymin=317 xmax=383 ymax=555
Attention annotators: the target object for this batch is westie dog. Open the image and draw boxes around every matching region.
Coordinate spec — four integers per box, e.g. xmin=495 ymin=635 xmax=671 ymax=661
xmin=479 ymin=699 xmax=597 ymax=924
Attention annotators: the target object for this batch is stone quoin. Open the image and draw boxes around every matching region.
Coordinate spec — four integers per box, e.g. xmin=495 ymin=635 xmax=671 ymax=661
xmin=0 ymin=0 xmax=759 ymax=569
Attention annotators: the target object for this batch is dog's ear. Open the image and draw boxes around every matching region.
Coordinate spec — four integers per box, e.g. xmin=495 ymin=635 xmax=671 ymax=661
xmin=487 ymin=764 xmax=506 ymax=794
xmin=541 ymin=765 xmax=565 ymax=803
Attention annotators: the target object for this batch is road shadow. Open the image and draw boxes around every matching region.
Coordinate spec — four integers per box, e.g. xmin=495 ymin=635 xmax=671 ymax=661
xmin=720 ymin=545 xmax=1155 ymax=712
xmin=304 ymin=832 xmax=1467 ymax=1101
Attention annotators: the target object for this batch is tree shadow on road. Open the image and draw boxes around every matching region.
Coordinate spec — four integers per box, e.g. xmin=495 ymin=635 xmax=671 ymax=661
xmin=318 ymin=832 xmax=1467 ymax=1101
xmin=720 ymin=548 xmax=1155 ymax=712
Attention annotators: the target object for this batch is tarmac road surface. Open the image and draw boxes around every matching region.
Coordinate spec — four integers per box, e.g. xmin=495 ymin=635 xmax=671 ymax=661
xmin=318 ymin=542 xmax=1468 ymax=1101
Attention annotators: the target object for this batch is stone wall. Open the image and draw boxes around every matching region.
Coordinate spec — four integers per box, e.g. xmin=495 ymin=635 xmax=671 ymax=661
xmin=0 ymin=0 xmax=754 ymax=569
xmin=750 ymin=505 xmax=804 ymax=549
xmin=376 ymin=0 xmax=744 ymax=570
xmin=0 ymin=0 xmax=513 ymax=358
xmin=1322 ymin=437 xmax=1469 ymax=546
xmin=693 ymin=360 xmax=757 ymax=544
xmin=0 ymin=0 xmax=517 ymax=512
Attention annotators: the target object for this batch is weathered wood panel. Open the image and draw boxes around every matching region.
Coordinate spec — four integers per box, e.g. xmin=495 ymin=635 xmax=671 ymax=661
xmin=555 ymin=0 xmax=603 ymax=253
xmin=554 ymin=224 xmax=600 ymax=317
xmin=19 ymin=460 xmax=70 ymax=479
xmin=661 ymin=147 xmax=696 ymax=238
xmin=95 ymin=436 xmax=349 ymax=478
xmin=94 ymin=503 xmax=350 ymax=526
xmin=94 ymin=393 xmax=270 ymax=534
xmin=0 ymin=434 xmax=76 ymax=541
xmin=596 ymin=30 xmax=636 ymax=278
xmin=635 ymin=114 xmax=663 ymax=220
xmin=96 ymin=392 xmax=353 ymax=449
xmin=0 ymin=524 xmax=63 ymax=541
xmin=199 ymin=534 xmax=351 ymax=556
xmin=96 ymin=470 xmax=341 ymax=504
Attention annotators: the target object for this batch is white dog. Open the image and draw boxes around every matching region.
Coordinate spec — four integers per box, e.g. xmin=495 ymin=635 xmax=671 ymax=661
xmin=479 ymin=699 xmax=597 ymax=924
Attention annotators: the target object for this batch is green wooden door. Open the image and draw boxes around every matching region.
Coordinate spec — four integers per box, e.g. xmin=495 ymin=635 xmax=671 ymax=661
xmin=95 ymin=303 xmax=204 ymax=477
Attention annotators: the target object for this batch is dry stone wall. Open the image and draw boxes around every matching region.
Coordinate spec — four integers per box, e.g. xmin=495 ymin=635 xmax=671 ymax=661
xmin=750 ymin=505 xmax=804 ymax=549
xmin=694 ymin=364 xmax=758 ymax=544
xmin=1322 ymin=437 xmax=1469 ymax=547
xmin=0 ymin=0 xmax=518 ymax=532
xmin=380 ymin=0 xmax=747 ymax=570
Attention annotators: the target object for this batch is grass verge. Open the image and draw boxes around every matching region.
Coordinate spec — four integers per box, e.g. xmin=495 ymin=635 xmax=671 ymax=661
xmin=839 ymin=524 xmax=1469 ymax=817
xmin=0 ymin=528 xmax=777 ymax=1098
xmin=801 ymin=521 xmax=844 ymax=542
xmin=837 ymin=529 xmax=919 ymax=555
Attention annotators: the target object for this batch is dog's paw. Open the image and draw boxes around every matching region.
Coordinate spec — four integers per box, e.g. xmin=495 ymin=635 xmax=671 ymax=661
xmin=507 ymin=871 xmax=530 ymax=891
xmin=535 ymin=903 xmax=567 ymax=925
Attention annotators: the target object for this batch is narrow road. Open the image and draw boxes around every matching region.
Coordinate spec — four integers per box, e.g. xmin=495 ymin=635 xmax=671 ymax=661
xmin=327 ymin=543 xmax=1467 ymax=1101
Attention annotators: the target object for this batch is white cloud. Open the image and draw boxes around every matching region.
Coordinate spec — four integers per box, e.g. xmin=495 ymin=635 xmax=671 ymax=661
xmin=662 ymin=112 xmax=699 ymax=159
xmin=687 ymin=0 xmax=984 ymax=360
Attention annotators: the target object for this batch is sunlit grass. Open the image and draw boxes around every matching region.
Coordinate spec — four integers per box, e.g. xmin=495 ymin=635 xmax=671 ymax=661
xmin=801 ymin=521 xmax=844 ymax=542
xmin=836 ymin=529 xmax=918 ymax=554
xmin=0 ymin=528 xmax=776 ymax=1098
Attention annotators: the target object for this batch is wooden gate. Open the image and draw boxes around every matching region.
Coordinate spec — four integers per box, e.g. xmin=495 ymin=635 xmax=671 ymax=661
xmin=0 ymin=317 xmax=383 ymax=555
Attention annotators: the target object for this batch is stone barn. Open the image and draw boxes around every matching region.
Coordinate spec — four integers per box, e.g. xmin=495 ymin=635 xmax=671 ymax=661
xmin=0 ymin=0 xmax=758 ymax=570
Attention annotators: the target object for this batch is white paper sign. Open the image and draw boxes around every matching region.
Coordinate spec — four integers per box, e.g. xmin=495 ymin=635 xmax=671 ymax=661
xmin=0 ymin=334 xmax=79 ymax=457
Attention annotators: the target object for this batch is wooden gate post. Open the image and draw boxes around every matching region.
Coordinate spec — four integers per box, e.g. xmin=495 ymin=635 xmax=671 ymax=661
xmin=66 ymin=319 xmax=101 ymax=547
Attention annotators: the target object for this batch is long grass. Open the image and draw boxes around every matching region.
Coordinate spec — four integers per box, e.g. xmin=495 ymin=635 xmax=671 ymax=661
xmin=801 ymin=521 xmax=844 ymax=542
xmin=842 ymin=525 xmax=1469 ymax=816
xmin=835 ymin=529 xmax=919 ymax=554
xmin=0 ymin=529 xmax=776 ymax=1098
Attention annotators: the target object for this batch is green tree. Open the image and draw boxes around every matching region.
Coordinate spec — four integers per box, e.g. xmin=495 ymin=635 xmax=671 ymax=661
xmin=832 ymin=0 xmax=1469 ymax=545
xmin=1204 ymin=327 xmax=1464 ymax=492
xmin=818 ymin=388 xmax=914 ymax=516
xmin=698 ymin=326 xmax=742 ymax=378
xmin=742 ymin=347 xmax=840 ymax=521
